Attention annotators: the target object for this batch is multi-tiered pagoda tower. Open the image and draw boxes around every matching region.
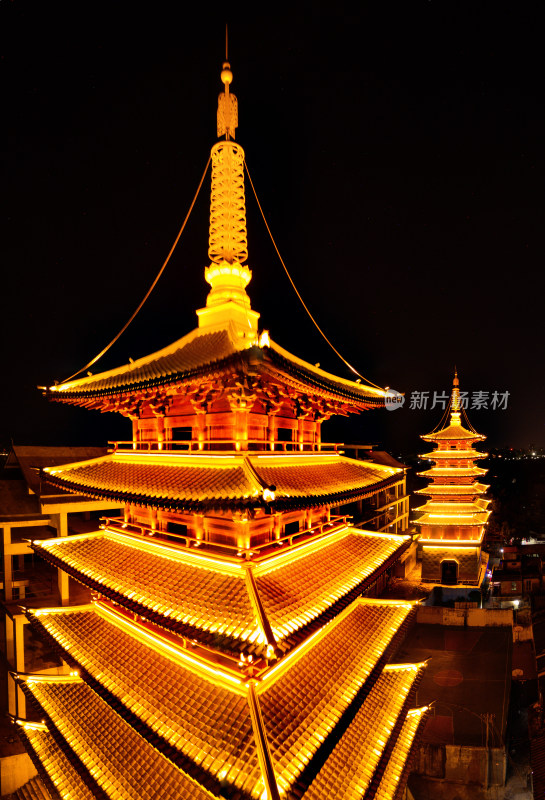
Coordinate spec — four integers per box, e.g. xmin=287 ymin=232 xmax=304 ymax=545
xmin=415 ymin=372 xmax=490 ymax=585
xmin=13 ymin=60 xmax=429 ymax=800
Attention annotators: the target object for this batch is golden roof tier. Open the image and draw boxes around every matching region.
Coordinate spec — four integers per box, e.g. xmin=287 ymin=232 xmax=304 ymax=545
xmin=420 ymin=423 xmax=485 ymax=442
xmin=15 ymin=722 xmax=98 ymax=800
xmin=415 ymin=371 xmax=490 ymax=585
xmin=19 ymin=597 xmax=423 ymax=800
xmin=31 ymin=525 xmax=412 ymax=657
xmin=41 ymin=450 xmax=401 ymax=514
xmin=419 ymin=448 xmax=488 ymax=460
xmin=44 ymin=329 xmax=388 ymax=412
xmin=414 ymin=482 xmax=489 ymax=497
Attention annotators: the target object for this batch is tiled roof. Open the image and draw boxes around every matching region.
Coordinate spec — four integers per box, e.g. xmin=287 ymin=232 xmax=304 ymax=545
xmin=18 ymin=677 xmax=218 ymax=800
xmin=44 ymin=453 xmax=259 ymax=511
xmin=266 ymin=340 xmax=387 ymax=404
xmin=254 ymin=455 xmax=398 ymax=501
xmin=18 ymin=724 xmax=97 ymax=800
xmin=27 ymin=605 xmax=255 ymax=796
xmin=42 ymin=452 xmax=401 ymax=512
xmin=45 ymin=327 xmax=387 ymax=407
xmin=421 ymin=424 xmax=485 ymax=442
xmin=369 ymin=707 xmax=429 ymax=800
xmin=415 ymin=500 xmax=491 ymax=528
xmin=302 ymin=664 xmax=426 ymax=800
xmin=417 ymin=466 xmax=487 ymax=478
xmin=32 ymin=531 xmax=259 ymax=652
xmin=416 ymin=512 xmax=489 ymax=528
xmin=48 ymin=328 xmax=237 ymax=397
xmin=32 ymin=528 xmax=411 ymax=656
xmin=257 ymin=603 xmax=416 ymax=794
xmin=11 ymin=445 xmax=108 ymax=496
xmin=414 ymin=500 xmax=490 ymax=514
xmin=419 ymin=449 xmax=487 ymax=460
xmin=530 ymin=731 xmax=545 ymax=800
xmin=26 ymin=598 xmax=416 ymax=798
xmin=414 ymin=482 xmax=488 ymax=496
xmin=256 ymin=531 xmax=409 ymax=643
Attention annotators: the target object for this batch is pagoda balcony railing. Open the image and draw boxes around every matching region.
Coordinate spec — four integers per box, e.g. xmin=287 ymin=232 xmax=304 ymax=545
xmin=108 ymin=439 xmax=345 ymax=454
xmin=100 ymin=514 xmax=351 ymax=561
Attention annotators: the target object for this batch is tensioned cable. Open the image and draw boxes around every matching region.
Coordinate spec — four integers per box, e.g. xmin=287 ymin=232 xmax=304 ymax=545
xmin=61 ymin=155 xmax=212 ymax=384
xmin=244 ymin=160 xmax=385 ymax=393
xmin=429 ymin=397 xmax=452 ymax=433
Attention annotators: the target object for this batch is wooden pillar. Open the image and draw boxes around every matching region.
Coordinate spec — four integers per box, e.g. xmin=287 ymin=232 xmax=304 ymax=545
xmin=14 ymin=615 xmax=26 ymax=718
xmin=131 ymin=417 xmax=139 ymax=449
xmin=5 ymin=615 xmax=16 ymax=717
xmin=297 ymin=417 xmax=305 ymax=451
xmin=233 ymin=409 xmax=249 ymax=451
xmin=195 ymin=413 xmax=207 ymax=451
xmin=2 ymin=525 xmax=13 ymax=602
xmin=316 ymin=420 xmax=323 ymax=451
xmin=156 ymin=416 xmax=165 ymax=451
xmin=195 ymin=515 xmax=204 ymax=544
xmin=267 ymin=415 xmax=277 ymax=451
xmin=51 ymin=513 xmax=69 ymax=605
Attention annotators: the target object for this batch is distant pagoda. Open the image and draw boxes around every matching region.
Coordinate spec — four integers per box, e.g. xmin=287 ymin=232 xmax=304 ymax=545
xmin=415 ymin=371 xmax=490 ymax=585
xmin=14 ymin=58 xmax=428 ymax=800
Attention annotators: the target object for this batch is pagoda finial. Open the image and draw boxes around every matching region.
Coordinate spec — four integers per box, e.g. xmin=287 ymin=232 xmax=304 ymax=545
xmin=217 ymin=27 xmax=238 ymax=141
xmin=196 ymin=47 xmax=259 ymax=337
xmin=451 ymin=367 xmax=461 ymax=420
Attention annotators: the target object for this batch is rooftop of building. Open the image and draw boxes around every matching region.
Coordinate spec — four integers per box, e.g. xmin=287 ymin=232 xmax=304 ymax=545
xmin=395 ymin=623 xmax=511 ymax=747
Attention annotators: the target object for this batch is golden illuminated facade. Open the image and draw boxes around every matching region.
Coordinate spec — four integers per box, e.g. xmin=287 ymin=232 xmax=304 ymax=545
xmin=415 ymin=372 xmax=490 ymax=585
xmin=12 ymin=60 xmax=429 ymax=800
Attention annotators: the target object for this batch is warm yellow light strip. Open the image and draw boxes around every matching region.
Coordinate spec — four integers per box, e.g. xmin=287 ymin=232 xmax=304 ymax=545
xmin=18 ymin=673 xmax=81 ymax=685
xmin=36 ymin=527 xmax=245 ymax=575
xmin=96 ymin=603 xmax=245 ymax=691
xmin=115 ymin=451 xmax=238 ymax=464
xmin=373 ymin=706 xmax=429 ymax=800
xmin=253 ymin=526 xmax=350 ymax=574
xmin=419 ymin=535 xmax=483 ymax=545
xmin=407 ymin=705 xmax=429 ymax=717
xmin=422 ymin=545 xmax=479 ymax=551
xmin=33 ymin=603 xmax=95 ymax=618
xmin=106 ymin=530 xmax=244 ymax=573
xmin=257 ymin=626 xmax=325 ymax=689
xmin=383 ymin=661 xmax=427 ymax=673
xmin=35 ymin=530 xmax=101 ymax=547
xmin=16 ymin=719 xmax=48 ymax=731
xmin=258 ymin=598 xmax=414 ymax=690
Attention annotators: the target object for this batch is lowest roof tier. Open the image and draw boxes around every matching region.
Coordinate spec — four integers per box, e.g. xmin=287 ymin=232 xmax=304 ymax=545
xmin=20 ymin=596 xmax=426 ymax=800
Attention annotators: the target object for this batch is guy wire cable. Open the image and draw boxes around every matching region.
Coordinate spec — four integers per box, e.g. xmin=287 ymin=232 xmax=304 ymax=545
xmin=244 ymin=159 xmax=386 ymax=393
xmin=61 ymin=155 xmax=211 ymax=384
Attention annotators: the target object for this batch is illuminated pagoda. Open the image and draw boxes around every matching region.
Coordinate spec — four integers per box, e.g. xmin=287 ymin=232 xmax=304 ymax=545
xmin=415 ymin=371 xmax=490 ymax=586
xmin=13 ymin=58 xmax=429 ymax=800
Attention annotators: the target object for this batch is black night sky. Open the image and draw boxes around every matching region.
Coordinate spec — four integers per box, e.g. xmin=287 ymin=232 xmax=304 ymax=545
xmin=1 ymin=2 xmax=543 ymax=454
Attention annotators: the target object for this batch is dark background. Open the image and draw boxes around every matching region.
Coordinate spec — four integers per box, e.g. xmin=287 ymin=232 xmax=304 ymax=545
xmin=1 ymin=1 xmax=543 ymax=454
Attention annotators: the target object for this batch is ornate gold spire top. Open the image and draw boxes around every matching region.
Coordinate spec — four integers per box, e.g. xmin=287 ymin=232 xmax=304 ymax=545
xmin=217 ymin=27 xmax=238 ymax=140
xmin=196 ymin=49 xmax=259 ymax=338
xmin=217 ymin=62 xmax=238 ymax=140
xmin=451 ymin=368 xmax=461 ymax=422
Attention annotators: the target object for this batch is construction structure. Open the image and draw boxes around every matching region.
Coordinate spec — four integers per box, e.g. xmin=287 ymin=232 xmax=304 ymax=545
xmin=10 ymin=58 xmax=429 ymax=800
xmin=415 ymin=372 xmax=490 ymax=586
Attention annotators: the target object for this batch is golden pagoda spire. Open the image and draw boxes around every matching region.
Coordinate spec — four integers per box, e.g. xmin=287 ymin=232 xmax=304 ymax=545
xmin=450 ymin=367 xmax=461 ymax=424
xmin=197 ymin=51 xmax=259 ymax=338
